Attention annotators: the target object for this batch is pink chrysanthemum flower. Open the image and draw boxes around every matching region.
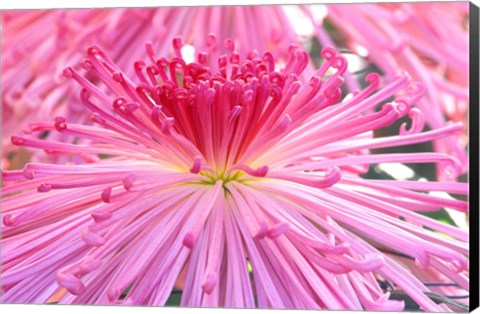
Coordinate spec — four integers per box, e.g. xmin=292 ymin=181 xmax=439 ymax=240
xmin=1 ymin=40 xmax=469 ymax=311
xmin=309 ymin=2 xmax=470 ymax=178
xmin=1 ymin=6 xmax=302 ymax=164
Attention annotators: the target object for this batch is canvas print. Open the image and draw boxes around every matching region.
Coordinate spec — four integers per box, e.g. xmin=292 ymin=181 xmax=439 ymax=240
xmin=0 ymin=2 xmax=476 ymax=312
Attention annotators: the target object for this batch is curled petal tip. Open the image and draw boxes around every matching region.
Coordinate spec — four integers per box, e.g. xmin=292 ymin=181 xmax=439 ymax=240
xmin=87 ymin=45 xmax=101 ymax=55
xmin=233 ymin=164 xmax=269 ymax=177
xmin=112 ymin=72 xmax=124 ymax=83
xmin=54 ymin=116 xmax=67 ymax=131
xmin=81 ymin=58 xmax=93 ymax=71
xmin=449 ymin=259 xmax=468 ymax=273
xmin=101 ymin=187 xmax=112 ymax=203
xmin=341 ymin=254 xmax=384 ymax=272
xmin=201 ymin=272 xmax=218 ymax=294
xmin=189 ymin=156 xmax=202 ymax=174
xmin=11 ymin=135 xmax=25 ymax=146
xmin=162 ymin=118 xmax=174 ymax=135
xmin=440 ymin=157 xmax=463 ymax=179
xmin=37 ymin=183 xmax=52 ymax=192
xmin=79 ymin=258 xmax=102 ymax=275
xmin=253 ymin=165 xmax=269 ymax=177
xmin=414 ymin=252 xmax=430 ymax=269
xmin=406 ymin=82 xmax=425 ymax=103
xmin=320 ymin=46 xmax=337 ymax=60
xmin=91 ymin=210 xmax=112 ymax=222
xmin=62 ymin=67 xmax=74 ymax=78
xmin=400 ymin=108 xmax=425 ymax=135
xmin=253 ymin=221 xmax=269 ymax=239
xmin=80 ymin=88 xmax=91 ymax=101
xmin=56 ymin=273 xmax=85 ymax=295
xmin=3 ymin=214 xmax=16 ymax=227
xmin=22 ymin=167 xmax=34 ymax=180
xmin=224 ymin=38 xmax=235 ymax=51
xmin=183 ymin=232 xmax=195 ymax=249
xmin=395 ymin=99 xmax=410 ymax=115
xmin=90 ymin=113 xmax=105 ymax=125
xmin=267 ymin=222 xmax=289 ymax=238
xmin=333 ymin=55 xmax=348 ymax=74
xmin=365 ymin=72 xmax=381 ymax=86
xmin=123 ymin=174 xmax=136 ymax=191
xmin=107 ymin=287 xmax=121 ymax=301
xmin=172 ymin=37 xmax=183 ymax=48
xmin=207 ymin=33 xmax=217 ymax=46
xmin=81 ymin=230 xmax=106 ymax=247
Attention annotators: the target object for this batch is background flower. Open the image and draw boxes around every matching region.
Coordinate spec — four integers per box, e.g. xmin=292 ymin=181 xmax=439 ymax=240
xmin=312 ymin=2 xmax=470 ymax=178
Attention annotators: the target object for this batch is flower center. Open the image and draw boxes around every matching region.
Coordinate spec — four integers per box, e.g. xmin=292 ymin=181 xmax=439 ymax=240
xmin=199 ymin=169 xmax=244 ymax=186
xmin=188 ymin=156 xmax=269 ymax=188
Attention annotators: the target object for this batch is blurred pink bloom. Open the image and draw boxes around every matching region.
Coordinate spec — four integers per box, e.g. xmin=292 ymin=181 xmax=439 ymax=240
xmin=1 ymin=40 xmax=469 ymax=311
xmin=311 ymin=2 xmax=470 ymax=178
xmin=1 ymin=6 xmax=302 ymax=164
